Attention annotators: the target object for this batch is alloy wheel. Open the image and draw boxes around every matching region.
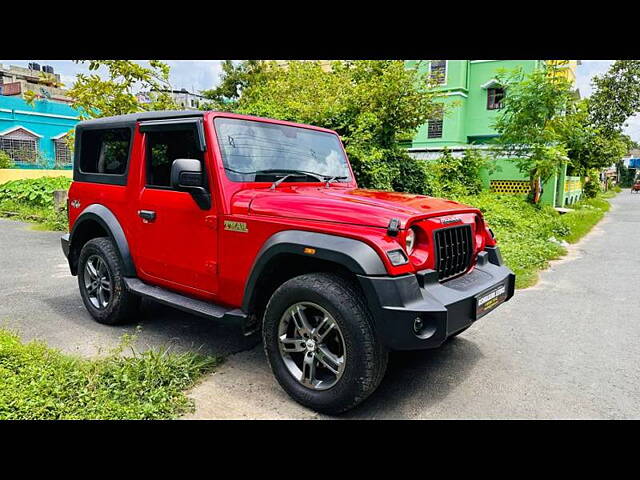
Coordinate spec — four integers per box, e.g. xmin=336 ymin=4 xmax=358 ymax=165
xmin=277 ymin=302 xmax=346 ymax=390
xmin=83 ymin=254 xmax=113 ymax=310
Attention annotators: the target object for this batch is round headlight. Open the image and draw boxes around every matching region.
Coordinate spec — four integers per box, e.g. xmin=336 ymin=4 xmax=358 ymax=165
xmin=405 ymin=227 xmax=416 ymax=255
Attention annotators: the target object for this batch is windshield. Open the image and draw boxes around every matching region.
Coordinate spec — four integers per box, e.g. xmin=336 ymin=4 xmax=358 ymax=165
xmin=214 ymin=117 xmax=352 ymax=183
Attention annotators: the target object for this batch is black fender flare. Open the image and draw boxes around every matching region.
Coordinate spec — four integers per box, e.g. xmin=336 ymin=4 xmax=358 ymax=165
xmin=241 ymin=230 xmax=387 ymax=312
xmin=68 ymin=204 xmax=136 ymax=276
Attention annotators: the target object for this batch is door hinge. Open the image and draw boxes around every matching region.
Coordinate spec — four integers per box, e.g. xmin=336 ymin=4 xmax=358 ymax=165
xmin=205 ymin=216 xmax=217 ymax=229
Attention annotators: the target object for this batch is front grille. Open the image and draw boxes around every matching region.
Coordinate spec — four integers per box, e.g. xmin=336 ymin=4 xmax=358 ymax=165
xmin=434 ymin=224 xmax=473 ymax=281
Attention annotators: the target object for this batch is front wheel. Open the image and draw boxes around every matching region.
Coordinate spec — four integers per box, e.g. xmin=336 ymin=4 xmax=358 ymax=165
xmin=263 ymin=273 xmax=388 ymax=414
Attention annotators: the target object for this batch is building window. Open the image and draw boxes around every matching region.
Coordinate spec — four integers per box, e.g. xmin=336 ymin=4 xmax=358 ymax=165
xmin=430 ymin=60 xmax=447 ymax=85
xmin=487 ymin=88 xmax=505 ymax=110
xmin=427 ymin=105 xmax=444 ymax=139
xmin=54 ymin=139 xmax=72 ymax=166
xmin=0 ymin=138 xmax=38 ymax=163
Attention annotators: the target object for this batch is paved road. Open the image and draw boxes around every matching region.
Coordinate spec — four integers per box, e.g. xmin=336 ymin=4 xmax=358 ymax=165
xmin=1 ymin=192 xmax=639 ymax=418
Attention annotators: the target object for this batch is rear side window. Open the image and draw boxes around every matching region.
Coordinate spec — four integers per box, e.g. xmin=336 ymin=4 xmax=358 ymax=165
xmin=79 ymin=128 xmax=131 ymax=175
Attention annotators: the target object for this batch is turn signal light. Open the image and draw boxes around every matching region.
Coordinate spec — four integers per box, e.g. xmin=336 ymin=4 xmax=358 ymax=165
xmin=387 ymin=249 xmax=408 ymax=266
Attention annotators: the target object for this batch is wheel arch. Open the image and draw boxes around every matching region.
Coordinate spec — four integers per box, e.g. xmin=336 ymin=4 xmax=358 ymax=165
xmin=68 ymin=204 xmax=136 ymax=277
xmin=241 ymin=230 xmax=387 ymax=316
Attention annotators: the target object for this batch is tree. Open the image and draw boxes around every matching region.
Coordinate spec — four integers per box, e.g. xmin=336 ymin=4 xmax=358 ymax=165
xmin=211 ymin=60 xmax=441 ymax=192
xmin=555 ymin=99 xmax=629 ymax=176
xmin=200 ymin=60 xmax=266 ymax=111
xmin=67 ymin=60 xmax=180 ymax=119
xmin=493 ymin=62 xmax=575 ymax=203
xmin=588 ymin=60 xmax=640 ymax=137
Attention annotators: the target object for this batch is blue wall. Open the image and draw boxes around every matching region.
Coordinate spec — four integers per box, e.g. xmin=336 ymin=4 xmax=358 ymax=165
xmin=0 ymin=96 xmax=79 ymax=169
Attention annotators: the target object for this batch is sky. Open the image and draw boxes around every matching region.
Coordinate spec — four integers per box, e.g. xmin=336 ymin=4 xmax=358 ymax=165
xmin=2 ymin=59 xmax=638 ymax=140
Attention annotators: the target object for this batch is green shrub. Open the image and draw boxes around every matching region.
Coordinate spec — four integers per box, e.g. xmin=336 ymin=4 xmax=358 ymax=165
xmin=424 ymin=148 xmax=489 ymax=197
xmin=0 ymin=151 xmax=13 ymax=169
xmin=0 ymin=176 xmax=72 ymax=208
xmin=582 ymin=179 xmax=601 ymax=198
xmin=0 ymin=176 xmax=72 ymax=231
xmin=393 ymin=151 xmax=438 ymax=196
xmin=582 ymin=170 xmax=601 ymax=198
xmin=0 ymin=329 xmax=218 ymax=420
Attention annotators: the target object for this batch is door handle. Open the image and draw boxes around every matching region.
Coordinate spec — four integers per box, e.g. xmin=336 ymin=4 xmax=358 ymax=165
xmin=138 ymin=210 xmax=156 ymax=222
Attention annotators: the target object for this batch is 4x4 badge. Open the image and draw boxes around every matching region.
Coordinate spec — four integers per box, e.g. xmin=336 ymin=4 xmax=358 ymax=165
xmin=224 ymin=220 xmax=248 ymax=233
xmin=70 ymin=200 xmax=81 ymax=208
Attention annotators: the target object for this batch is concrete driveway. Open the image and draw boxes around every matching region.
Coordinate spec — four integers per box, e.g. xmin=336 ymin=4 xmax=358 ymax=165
xmin=1 ymin=191 xmax=639 ymax=419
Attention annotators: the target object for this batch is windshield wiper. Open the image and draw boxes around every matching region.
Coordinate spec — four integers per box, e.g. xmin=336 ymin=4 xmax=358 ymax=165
xmin=324 ymin=175 xmax=348 ymax=187
xmin=270 ymin=173 xmax=308 ymax=189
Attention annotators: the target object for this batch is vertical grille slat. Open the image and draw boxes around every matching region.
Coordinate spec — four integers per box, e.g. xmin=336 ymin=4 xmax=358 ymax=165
xmin=434 ymin=224 xmax=473 ymax=281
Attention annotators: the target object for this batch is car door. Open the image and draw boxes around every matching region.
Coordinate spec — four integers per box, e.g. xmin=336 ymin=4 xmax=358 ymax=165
xmin=134 ymin=119 xmax=218 ymax=296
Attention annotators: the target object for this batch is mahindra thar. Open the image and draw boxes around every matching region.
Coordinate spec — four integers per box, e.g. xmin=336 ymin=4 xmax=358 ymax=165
xmin=61 ymin=110 xmax=515 ymax=414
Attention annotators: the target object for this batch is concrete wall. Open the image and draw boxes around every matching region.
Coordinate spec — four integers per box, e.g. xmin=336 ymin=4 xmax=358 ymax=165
xmin=0 ymin=169 xmax=72 ymax=184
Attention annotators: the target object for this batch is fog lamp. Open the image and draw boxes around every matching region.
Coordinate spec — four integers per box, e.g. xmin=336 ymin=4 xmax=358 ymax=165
xmin=413 ymin=317 xmax=424 ymax=334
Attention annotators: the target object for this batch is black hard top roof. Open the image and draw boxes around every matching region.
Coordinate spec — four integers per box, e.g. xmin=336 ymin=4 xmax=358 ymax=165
xmin=76 ymin=110 xmax=204 ymax=128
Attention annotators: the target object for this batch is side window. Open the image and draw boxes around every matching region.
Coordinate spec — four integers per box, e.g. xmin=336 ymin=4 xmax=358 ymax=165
xmin=80 ymin=128 xmax=131 ymax=175
xmin=145 ymin=128 xmax=204 ymax=188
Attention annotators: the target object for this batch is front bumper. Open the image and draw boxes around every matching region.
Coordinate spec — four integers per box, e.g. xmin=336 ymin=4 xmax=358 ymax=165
xmin=358 ymin=246 xmax=515 ymax=351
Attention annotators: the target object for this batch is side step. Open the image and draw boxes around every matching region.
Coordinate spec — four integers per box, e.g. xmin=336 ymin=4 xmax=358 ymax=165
xmin=124 ymin=278 xmax=257 ymax=336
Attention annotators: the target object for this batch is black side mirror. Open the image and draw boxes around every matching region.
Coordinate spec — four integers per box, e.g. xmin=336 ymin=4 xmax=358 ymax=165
xmin=170 ymin=159 xmax=211 ymax=210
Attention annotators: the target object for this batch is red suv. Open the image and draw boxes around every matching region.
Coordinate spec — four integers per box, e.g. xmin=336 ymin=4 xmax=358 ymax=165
xmin=61 ymin=110 xmax=515 ymax=413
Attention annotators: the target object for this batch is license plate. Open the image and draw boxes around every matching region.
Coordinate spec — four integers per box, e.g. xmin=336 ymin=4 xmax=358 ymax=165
xmin=475 ymin=283 xmax=507 ymax=319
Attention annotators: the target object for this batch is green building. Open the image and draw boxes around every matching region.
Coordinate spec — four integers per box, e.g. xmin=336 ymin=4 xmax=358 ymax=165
xmin=405 ymin=60 xmax=582 ymax=207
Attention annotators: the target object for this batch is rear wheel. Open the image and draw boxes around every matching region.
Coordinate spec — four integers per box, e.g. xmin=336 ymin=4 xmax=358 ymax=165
xmin=263 ymin=272 xmax=387 ymax=414
xmin=77 ymin=237 xmax=140 ymax=325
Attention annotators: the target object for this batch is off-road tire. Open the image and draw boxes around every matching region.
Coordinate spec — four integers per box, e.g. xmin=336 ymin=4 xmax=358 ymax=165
xmin=77 ymin=237 xmax=140 ymax=325
xmin=263 ymin=272 xmax=388 ymax=414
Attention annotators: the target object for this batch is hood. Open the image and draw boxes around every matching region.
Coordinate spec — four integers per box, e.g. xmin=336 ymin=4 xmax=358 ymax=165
xmin=238 ymin=185 xmax=479 ymax=229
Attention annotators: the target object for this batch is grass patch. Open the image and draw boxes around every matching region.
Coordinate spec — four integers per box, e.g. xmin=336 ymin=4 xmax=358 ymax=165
xmin=0 ymin=329 xmax=218 ymax=420
xmin=0 ymin=199 xmax=68 ymax=231
xmin=456 ymin=191 xmax=613 ymax=289
xmin=559 ymin=195 xmax=611 ymax=244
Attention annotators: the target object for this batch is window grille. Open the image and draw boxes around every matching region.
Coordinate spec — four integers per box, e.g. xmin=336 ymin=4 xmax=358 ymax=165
xmin=430 ymin=60 xmax=447 ymax=85
xmin=427 ymin=105 xmax=444 ymax=139
xmin=490 ymin=180 xmax=531 ymax=194
xmin=55 ymin=139 xmax=72 ymax=166
xmin=0 ymin=137 xmax=38 ymax=163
